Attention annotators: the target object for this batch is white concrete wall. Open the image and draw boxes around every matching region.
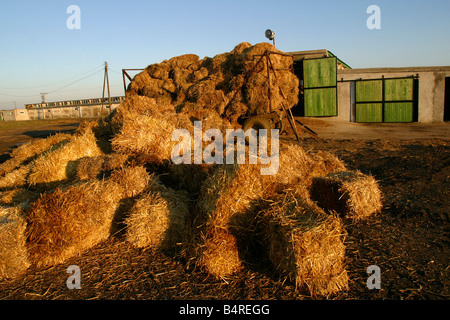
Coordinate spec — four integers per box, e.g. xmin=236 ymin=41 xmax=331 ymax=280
xmin=0 ymin=109 xmax=29 ymax=121
xmin=337 ymin=67 xmax=450 ymax=123
xmin=27 ymin=103 xmax=120 ymax=120
xmin=14 ymin=109 xmax=30 ymax=120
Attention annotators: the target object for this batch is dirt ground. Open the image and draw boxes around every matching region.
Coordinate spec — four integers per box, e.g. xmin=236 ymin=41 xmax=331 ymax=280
xmin=0 ymin=119 xmax=86 ymax=162
xmin=0 ymin=118 xmax=449 ymax=301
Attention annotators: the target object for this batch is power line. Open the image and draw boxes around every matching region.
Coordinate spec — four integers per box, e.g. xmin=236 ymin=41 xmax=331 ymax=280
xmin=109 ymin=69 xmax=123 ymax=75
xmin=0 ymin=92 xmax=40 ymax=98
xmin=0 ymin=64 xmax=104 ymax=90
xmin=0 ymin=69 xmax=104 ymax=98
xmin=47 ymin=69 xmax=103 ymax=94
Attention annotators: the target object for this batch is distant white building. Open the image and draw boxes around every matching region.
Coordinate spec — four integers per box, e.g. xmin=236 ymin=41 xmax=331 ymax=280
xmin=24 ymin=96 xmax=124 ymax=120
xmin=0 ymin=109 xmax=30 ymax=121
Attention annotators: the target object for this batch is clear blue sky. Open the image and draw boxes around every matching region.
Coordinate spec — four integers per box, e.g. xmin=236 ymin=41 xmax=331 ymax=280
xmin=1 ymin=0 xmax=449 ymax=109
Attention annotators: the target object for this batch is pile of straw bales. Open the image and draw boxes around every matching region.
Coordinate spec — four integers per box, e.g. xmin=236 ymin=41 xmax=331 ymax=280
xmin=0 ymin=42 xmax=383 ymax=297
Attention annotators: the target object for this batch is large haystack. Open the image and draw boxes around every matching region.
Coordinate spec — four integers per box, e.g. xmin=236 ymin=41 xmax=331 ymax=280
xmin=0 ymin=207 xmax=30 ymax=279
xmin=259 ymin=191 xmax=348 ymax=297
xmin=310 ymin=171 xmax=383 ymax=220
xmin=125 ymin=42 xmax=299 ymax=125
xmin=108 ymin=42 xmax=299 ymax=166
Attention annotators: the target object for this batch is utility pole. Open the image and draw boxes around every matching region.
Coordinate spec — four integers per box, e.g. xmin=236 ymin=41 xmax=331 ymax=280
xmin=106 ymin=62 xmax=112 ymax=114
xmin=40 ymin=93 xmax=48 ymax=103
xmin=101 ymin=61 xmax=112 ymax=119
xmin=100 ymin=61 xmax=111 ymax=119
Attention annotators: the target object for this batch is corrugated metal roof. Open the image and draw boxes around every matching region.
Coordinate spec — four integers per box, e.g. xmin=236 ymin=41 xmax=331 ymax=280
xmin=287 ymin=49 xmax=351 ymax=69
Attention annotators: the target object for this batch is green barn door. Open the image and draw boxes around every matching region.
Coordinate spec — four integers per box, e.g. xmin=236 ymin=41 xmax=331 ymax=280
xmin=384 ymin=78 xmax=414 ymax=122
xmin=303 ymin=57 xmax=337 ymax=116
xmin=355 ymin=80 xmax=383 ymax=122
xmin=355 ymin=77 xmax=415 ymax=123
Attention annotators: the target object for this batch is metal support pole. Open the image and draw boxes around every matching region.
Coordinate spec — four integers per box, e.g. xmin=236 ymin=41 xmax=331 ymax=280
xmin=101 ymin=64 xmax=106 ymax=119
xmin=265 ymin=51 xmax=272 ymax=113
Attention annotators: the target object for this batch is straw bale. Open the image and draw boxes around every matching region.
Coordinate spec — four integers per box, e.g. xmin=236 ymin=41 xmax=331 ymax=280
xmin=190 ymin=164 xmax=265 ymax=278
xmin=76 ymin=153 xmax=128 ymax=181
xmin=308 ymin=150 xmax=348 ymax=179
xmin=125 ymin=179 xmax=190 ymax=251
xmin=260 ymin=191 xmax=348 ymax=297
xmin=102 ymin=153 xmax=129 ymax=171
xmin=110 ymin=94 xmax=195 ymax=165
xmin=147 ymin=64 xmax=170 ymax=80
xmin=310 ymin=171 xmax=383 ymax=220
xmin=110 ymin=95 xmax=175 ymax=133
xmin=166 ymin=163 xmax=213 ymax=196
xmin=76 ymin=156 xmax=106 ymax=180
xmin=0 ymin=207 xmax=30 ymax=279
xmin=0 ymin=164 xmax=31 ymax=189
xmin=75 ymin=119 xmax=100 ymax=135
xmin=0 ymin=133 xmax=71 ymax=176
xmin=111 ymin=114 xmax=180 ymax=164
xmin=109 ymin=165 xmax=150 ymax=198
xmin=168 ymin=54 xmax=200 ymax=70
xmin=198 ymin=228 xmax=242 ymax=278
xmin=28 ymin=127 xmax=103 ymax=186
xmin=263 ymin=143 xmax=347 ymax=188
xmin=25 ymin=180 xmax=123 ymax=267
xmin=0 ymin=188 xmax=40 ymax=209
xmin=76 ymin=119 xmax=114 ymax=154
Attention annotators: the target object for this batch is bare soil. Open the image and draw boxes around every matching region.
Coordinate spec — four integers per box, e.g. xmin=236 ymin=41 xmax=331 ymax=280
xmin=0 ymin=119 xmax=88 ymax=162
xmin=0 ymin=119 xmax=449 ymax=300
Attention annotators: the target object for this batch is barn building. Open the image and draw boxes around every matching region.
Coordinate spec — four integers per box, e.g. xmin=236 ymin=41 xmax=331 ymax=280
xmin=287 ymin=49 xmax=450 ymax=123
